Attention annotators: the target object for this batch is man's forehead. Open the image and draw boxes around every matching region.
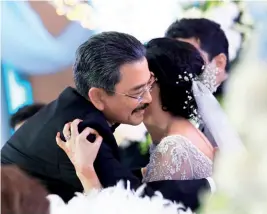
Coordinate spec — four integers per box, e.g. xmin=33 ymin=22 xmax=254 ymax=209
xmin=176 ymin=37 xmax=210 ymax=63
xmin=116 ymin=58 xmax=151 ymax=91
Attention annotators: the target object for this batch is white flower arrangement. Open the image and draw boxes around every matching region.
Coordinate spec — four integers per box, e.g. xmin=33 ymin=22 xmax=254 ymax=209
xmin=114 ymin=123 xmax=148 ymax=147
xmin=199 ymin=36 xmax=267 ymax=214
xmin=50 ymin=0 xmax=253 ymax=64
xmin=48 ymin=182 xmax=194 ymax=214
xmin=49 ymin=0 xmax=96 ymax=29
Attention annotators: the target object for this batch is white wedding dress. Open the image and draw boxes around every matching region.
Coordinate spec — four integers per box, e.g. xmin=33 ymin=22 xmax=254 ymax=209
xmin=143 ymin=135 xmax=213 ymax=182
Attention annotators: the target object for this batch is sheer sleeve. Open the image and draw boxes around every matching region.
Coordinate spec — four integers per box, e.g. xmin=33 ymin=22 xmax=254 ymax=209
xmin=143 ymin=135 xmax=194 ymax=182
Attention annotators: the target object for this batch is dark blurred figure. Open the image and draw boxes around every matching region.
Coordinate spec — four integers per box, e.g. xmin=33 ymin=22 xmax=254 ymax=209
xmin=165 ymin=18 xmax=229 ymax=93
xmin=10 ymin=103 xmax=45 ymax=131
xmin=119 ymin=140 xmax=150 ymax=170
xmin=1 ymin=165 xmax=49 ymax=214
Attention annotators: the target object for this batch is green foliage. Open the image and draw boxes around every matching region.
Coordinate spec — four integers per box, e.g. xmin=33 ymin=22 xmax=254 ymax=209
xmin=139 ymin=133 xmax=152 ymax=155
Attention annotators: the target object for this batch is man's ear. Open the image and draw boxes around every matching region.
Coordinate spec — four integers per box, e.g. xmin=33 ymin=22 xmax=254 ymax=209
xmin=213 ymin=53 xmax=227 ymax=72
xmin=88 ymin=88 xmax=105 ymax=111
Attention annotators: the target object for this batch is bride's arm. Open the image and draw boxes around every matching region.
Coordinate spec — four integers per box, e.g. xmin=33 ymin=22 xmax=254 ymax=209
xmin=56 ymin=119 xmax=103 ymax=193
xmin=76 ymin=167 xmax=102 ymax=194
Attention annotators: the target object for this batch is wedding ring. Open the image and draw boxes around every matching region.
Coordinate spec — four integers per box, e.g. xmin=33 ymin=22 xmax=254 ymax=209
xmin=65 ymin=135 xmax=71 ymax=141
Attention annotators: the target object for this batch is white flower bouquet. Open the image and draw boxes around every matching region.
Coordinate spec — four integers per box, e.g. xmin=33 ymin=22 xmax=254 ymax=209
xmin=48 ymin=182 xmax=194 ymax=214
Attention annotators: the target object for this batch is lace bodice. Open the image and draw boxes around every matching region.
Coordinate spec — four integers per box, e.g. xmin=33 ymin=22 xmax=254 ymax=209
xmin=143 ymin=135 xmax=213 ymax=182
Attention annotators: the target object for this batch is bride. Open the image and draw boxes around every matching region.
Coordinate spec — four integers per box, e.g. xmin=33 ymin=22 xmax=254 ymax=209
xmin=56 ymin=38 xmax=244 ymax=192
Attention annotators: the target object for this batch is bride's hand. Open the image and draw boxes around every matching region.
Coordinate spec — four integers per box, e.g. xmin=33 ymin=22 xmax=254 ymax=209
xmin=56 ymin=119 xmax=103 ymax=175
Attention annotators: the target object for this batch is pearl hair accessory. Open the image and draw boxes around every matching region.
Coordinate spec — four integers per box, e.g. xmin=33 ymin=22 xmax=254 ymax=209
xmin=198 ymin=61 xmax=219 ymax=94
xmin=175 ymin=62 xmax=219 ymax=122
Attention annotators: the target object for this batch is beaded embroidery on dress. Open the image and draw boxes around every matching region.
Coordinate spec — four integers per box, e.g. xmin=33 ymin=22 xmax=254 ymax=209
xmin=143 ymin=135 xmax=213 ymax=182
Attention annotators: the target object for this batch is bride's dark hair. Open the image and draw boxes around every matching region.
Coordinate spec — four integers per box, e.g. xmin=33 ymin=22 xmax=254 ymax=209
xmin=146 ymin=38 xmax=205 ymax=119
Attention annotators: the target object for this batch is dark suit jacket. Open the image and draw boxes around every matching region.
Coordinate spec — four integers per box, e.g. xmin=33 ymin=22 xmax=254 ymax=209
xmin=1 ymin=87 xmax=210 ymax=211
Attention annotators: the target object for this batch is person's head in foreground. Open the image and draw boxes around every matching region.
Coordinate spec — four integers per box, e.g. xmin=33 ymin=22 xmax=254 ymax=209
xmin=143 ymin=38 xmax=207 ymax=126
xmin=165 ymin=18 xmax=229 ymax=89
xmin=10 ymin=103 xmax=45 ymax=131
xmin=1 ymin=165 xmax=49 ymax=214
xmin=73 ymin=31 xmax=153 ymax=126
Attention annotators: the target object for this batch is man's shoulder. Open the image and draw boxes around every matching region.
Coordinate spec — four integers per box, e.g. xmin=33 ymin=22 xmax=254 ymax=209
xmin=56 ymin=87 xmax=91 ymax=111
xmin=3 ymin=87 xmax=97 ymax=149
xmin=42 ymin=87 xmax=98 ymax=121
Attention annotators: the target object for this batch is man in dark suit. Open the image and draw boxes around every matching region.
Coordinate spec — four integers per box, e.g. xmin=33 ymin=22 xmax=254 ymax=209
xmin=1 ymin=32 xmax=211 ymax=211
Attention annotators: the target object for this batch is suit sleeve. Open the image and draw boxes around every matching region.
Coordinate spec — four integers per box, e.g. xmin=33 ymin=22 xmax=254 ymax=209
xmin=94 ymin=141 xmax=153 ymax=193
